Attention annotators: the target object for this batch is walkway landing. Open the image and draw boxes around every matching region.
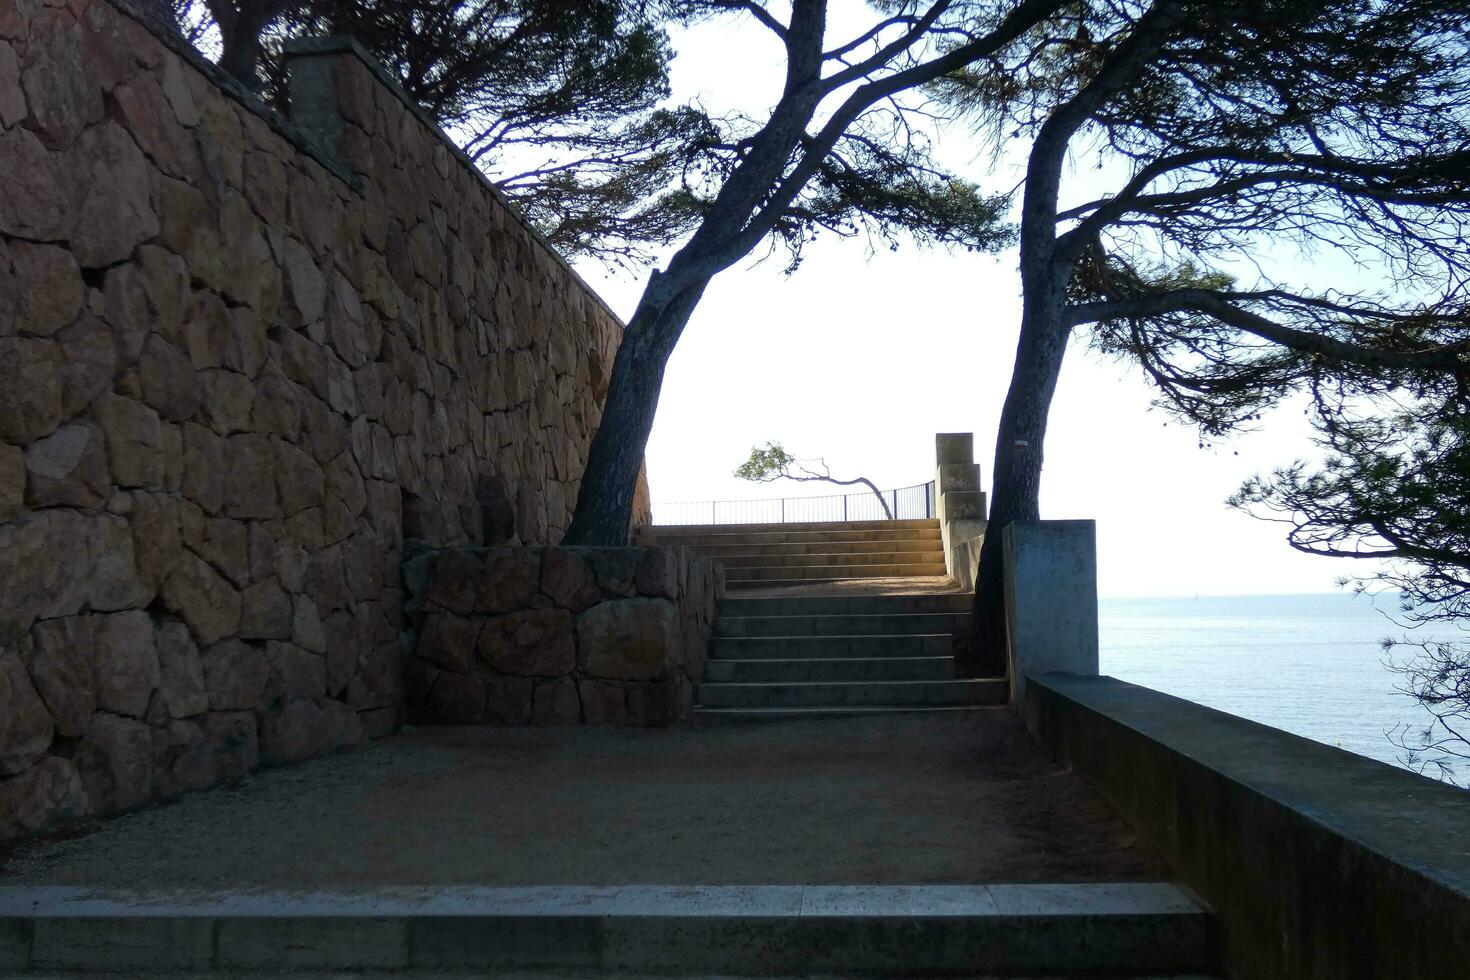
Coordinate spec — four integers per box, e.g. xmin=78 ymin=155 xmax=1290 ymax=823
xmin=1 ymin=714 xmax=1164 ymax=891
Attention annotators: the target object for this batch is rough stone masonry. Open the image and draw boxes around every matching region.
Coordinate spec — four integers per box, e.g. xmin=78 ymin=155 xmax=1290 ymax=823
xmin=0 ymin=0 xmax=661 ymax=841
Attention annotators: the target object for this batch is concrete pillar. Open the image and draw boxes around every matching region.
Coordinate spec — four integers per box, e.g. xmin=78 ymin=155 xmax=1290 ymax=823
xmin=1001 ymin=520 xmax=1099 ymax=714
xmin=934 ymin=434 xmax=986 ymax=589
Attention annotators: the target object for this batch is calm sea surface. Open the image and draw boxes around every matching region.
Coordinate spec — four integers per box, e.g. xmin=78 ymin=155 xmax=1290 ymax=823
xmin=1099 ymin=592 xmax=1465 ymax=783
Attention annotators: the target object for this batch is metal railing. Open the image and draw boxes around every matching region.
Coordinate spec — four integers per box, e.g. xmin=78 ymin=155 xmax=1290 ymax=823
xmin=651 ymin=480 xmax=936 ymax=526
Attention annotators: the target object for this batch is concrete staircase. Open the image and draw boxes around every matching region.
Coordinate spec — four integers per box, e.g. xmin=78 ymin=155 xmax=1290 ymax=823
xmin=693 ymin=589 xmax=1003 ymax=720
xmin=644 ymin=520 xmax=1004 ymax=720
xmin=645 ymin=518 xmax=947 ymax=588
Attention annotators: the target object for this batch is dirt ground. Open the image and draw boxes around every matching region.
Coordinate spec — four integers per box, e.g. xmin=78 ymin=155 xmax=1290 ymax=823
xmin=0 ymin=712 xmax=1165 ymax=891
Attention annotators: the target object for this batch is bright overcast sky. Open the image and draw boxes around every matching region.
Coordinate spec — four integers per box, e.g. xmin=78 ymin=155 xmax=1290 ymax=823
xmin=572 ymin=7 xmax=1372 ymax=599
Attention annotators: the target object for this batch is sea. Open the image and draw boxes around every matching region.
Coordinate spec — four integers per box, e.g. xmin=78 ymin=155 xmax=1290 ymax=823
xmin=1099 ymin=592 xmax=1467 ymax=785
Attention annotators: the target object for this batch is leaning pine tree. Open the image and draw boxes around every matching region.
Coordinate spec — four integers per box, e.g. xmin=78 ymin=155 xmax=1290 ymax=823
xmin=934 ymin=0 xmax=1470 ymax=673
xmin=561 ymin=0 xmax=1079 ymax=545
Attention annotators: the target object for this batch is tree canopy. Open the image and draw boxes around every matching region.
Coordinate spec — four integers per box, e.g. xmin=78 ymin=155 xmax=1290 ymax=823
xmin=934 ymin=0 xmax=1470 ymax=672
xmin=563 ymin=0 xmax=1071 ymax=545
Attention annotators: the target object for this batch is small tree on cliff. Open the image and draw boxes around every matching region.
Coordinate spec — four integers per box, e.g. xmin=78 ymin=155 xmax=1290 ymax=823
xmin=935 ymin=0 xmax=1470 ymax=672
xmin=735 ymin=441 xmax=893 ymax=518
xmin=562 ymin=0 xmax=1077 ymax=545
xmin=185 ymin=0 xmax=705 ymax=263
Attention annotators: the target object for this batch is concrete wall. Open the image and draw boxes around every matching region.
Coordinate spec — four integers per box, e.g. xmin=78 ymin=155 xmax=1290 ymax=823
xmin=1024 ymin=674 xmax=1470 ymax=980
xmin=0 ymin=0 xmax=647 ymax=840
xmin=404 ymin=545 xmax=723 ymax=727
xmin=934 ymin=433 xmax=986 ymax=589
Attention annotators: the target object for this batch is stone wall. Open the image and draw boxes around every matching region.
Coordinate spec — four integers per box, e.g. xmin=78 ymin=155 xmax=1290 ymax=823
xmin=404 ymin=545 xmax=723 ymax=726
xmin=0 ymin=0 xmax=649 ymax=840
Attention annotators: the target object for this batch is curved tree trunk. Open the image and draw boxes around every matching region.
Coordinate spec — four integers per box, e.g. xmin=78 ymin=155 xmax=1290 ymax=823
xmin=961 ymin=289 xmax=1072 ymax=675
xmin=958 ymin=118 xmax=1074 ymax=677
xmin=563 ymin=278 xmax=708 ymax=545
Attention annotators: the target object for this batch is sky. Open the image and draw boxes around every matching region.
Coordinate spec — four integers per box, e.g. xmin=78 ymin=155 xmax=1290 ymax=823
xmin=572 ymin=6 xmax=1376 ymax=599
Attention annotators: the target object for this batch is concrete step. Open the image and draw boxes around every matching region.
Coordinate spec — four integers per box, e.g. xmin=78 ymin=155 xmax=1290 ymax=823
xmin=721 ymin=593 xmax=972 ymax=617
xmin=694 ymin=678 xmax=1005 ymax=709
xmin=714 ymin=633 xmax=955 ymax=659
xmin=649 ymin=518 xmax=940 ymax=535
xmin=647 ymin=527 xmax=942 ymax=547
xmin=0 ymin=884 xmax=1216 ymax=976
xmin=704 ymin=656 xmax=955 ymax=683
xmin=715 ymin=550 xmax=943 ymax=569
xmin=691 ymin=704 xmax=1010 ymax=723
xmin=724 ymin=561 xmax=948 ymax=582
xmin=690 ymin=537 xmax=947 ymax=557
xmin=717 ymin=611 xmax=971 ymax=637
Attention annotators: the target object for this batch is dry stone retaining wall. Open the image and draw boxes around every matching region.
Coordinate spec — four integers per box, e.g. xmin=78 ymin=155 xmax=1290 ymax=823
xmin=404 ymin=545 xmax=723 ymax=727
xmin=0 ymin=0 xmax=649 ymax=840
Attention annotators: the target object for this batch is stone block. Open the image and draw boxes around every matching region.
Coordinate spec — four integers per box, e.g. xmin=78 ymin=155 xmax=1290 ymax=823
xmin=0 ymin=756 xmax=86 ymax=841
xmin=485 ymin=673 xmax=533 ymax=725
xmin=424 ymin=549 xmax=480 ymax=615
xmin=91 ymin=609 xmax=159 ymax=718
xmin=7 ymin=241 xmax=83 ymax=336
xmin=577 ymin=598 xmax=680 ymax=681
xmin=478 ymin=547 xmax=540 ymax=614
xmin=586 ymin=548 xmax=639 ymax=596
xmin=0 ymin=336 xmax=64 ymax=445
xmin=94 ymin=394 xmax=163 ymax=488
xmin=532 ymin=676 xmax=581 ymax=726
xmin=154 ymin=620 xmax=208 ymax=719
xmin=26 ymin=615 xmax=98 ymax=738
xmin=935 ymin=432 xmax=974 ymax=466
xmin=240 ymin=579 xmax=293 ymax=640
xmin=161 ymin=552 xmax=242 ymax=646
xmin=0 ymin=649 xmax=53 ymax=775
xmin=578 ymin=679 xmax=627 ymax=725
xmin=265 ymin=641 xmax=327 ymax=701
xmin=24 ymin=421 xmax=110 ymax=508
xmin=0 ymin=443 xmax=22 ymax=522
xmin=138 ymin=334 xmax=199 ymax=422
xmin=291 ymin=596 xmax=327 ymax=654
xmin=541 ymin=547 xmax=600 ymax=611
xmin=478 ymin=608 xmax=575 ymax=677
xmin=416 ymin=612 xmax=480 ymax=673
xmin=259 ymin=698 xmax=333 ymax=766
xmin=74 ymin=712 xmax=153 ymax=813
xmin=634 ymin=547 xmax=680 ymax=599
xmin=428 ymin=670 xmax=485 ymax=724
xmin=201 ymin=639 xmax=269 ymax=711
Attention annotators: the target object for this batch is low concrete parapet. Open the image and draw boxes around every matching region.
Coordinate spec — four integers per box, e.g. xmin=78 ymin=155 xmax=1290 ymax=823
xmin=402 ymin=545 xmax=724 ymax=726
xmin=1001 ymin=520 xmax=1100 ymax=709
xmin=1023 ymin=673 xmax=1470 ymax=980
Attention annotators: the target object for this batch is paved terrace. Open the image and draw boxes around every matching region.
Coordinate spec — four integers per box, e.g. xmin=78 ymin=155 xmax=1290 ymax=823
xmin=0 ymin=712 xmax=1162 ymax=891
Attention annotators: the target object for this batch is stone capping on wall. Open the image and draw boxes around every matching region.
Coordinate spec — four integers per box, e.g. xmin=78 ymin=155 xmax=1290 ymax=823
xmin=1024 ymin=673 xmax=1470 ymax=980
xmin=110 ymin=0 xmax=624 ymax=330
xmin=108 ymin=0 xmax=355 ymax=186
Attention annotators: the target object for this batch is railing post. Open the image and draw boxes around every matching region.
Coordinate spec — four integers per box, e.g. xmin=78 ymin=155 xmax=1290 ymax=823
xmin=843 ymin=495 xmax=848 ymax=521
xmin=781 ymin=497 xmax=786 ymax=523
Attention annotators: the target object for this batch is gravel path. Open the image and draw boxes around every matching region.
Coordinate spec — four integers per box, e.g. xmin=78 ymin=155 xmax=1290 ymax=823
xmin=0 ymin=712 xmax=1163 ymax=891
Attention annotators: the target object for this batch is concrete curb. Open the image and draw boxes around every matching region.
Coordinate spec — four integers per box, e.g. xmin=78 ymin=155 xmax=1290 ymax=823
xmin=1 ymin=883 xmax=1213 ymax=974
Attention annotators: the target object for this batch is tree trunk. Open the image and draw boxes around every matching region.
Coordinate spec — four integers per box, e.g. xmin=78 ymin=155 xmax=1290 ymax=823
xmin=562 ymin=278 xmax=708 ymax=545
xmin=960 ymin=281 xmax=1073 ymax=676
